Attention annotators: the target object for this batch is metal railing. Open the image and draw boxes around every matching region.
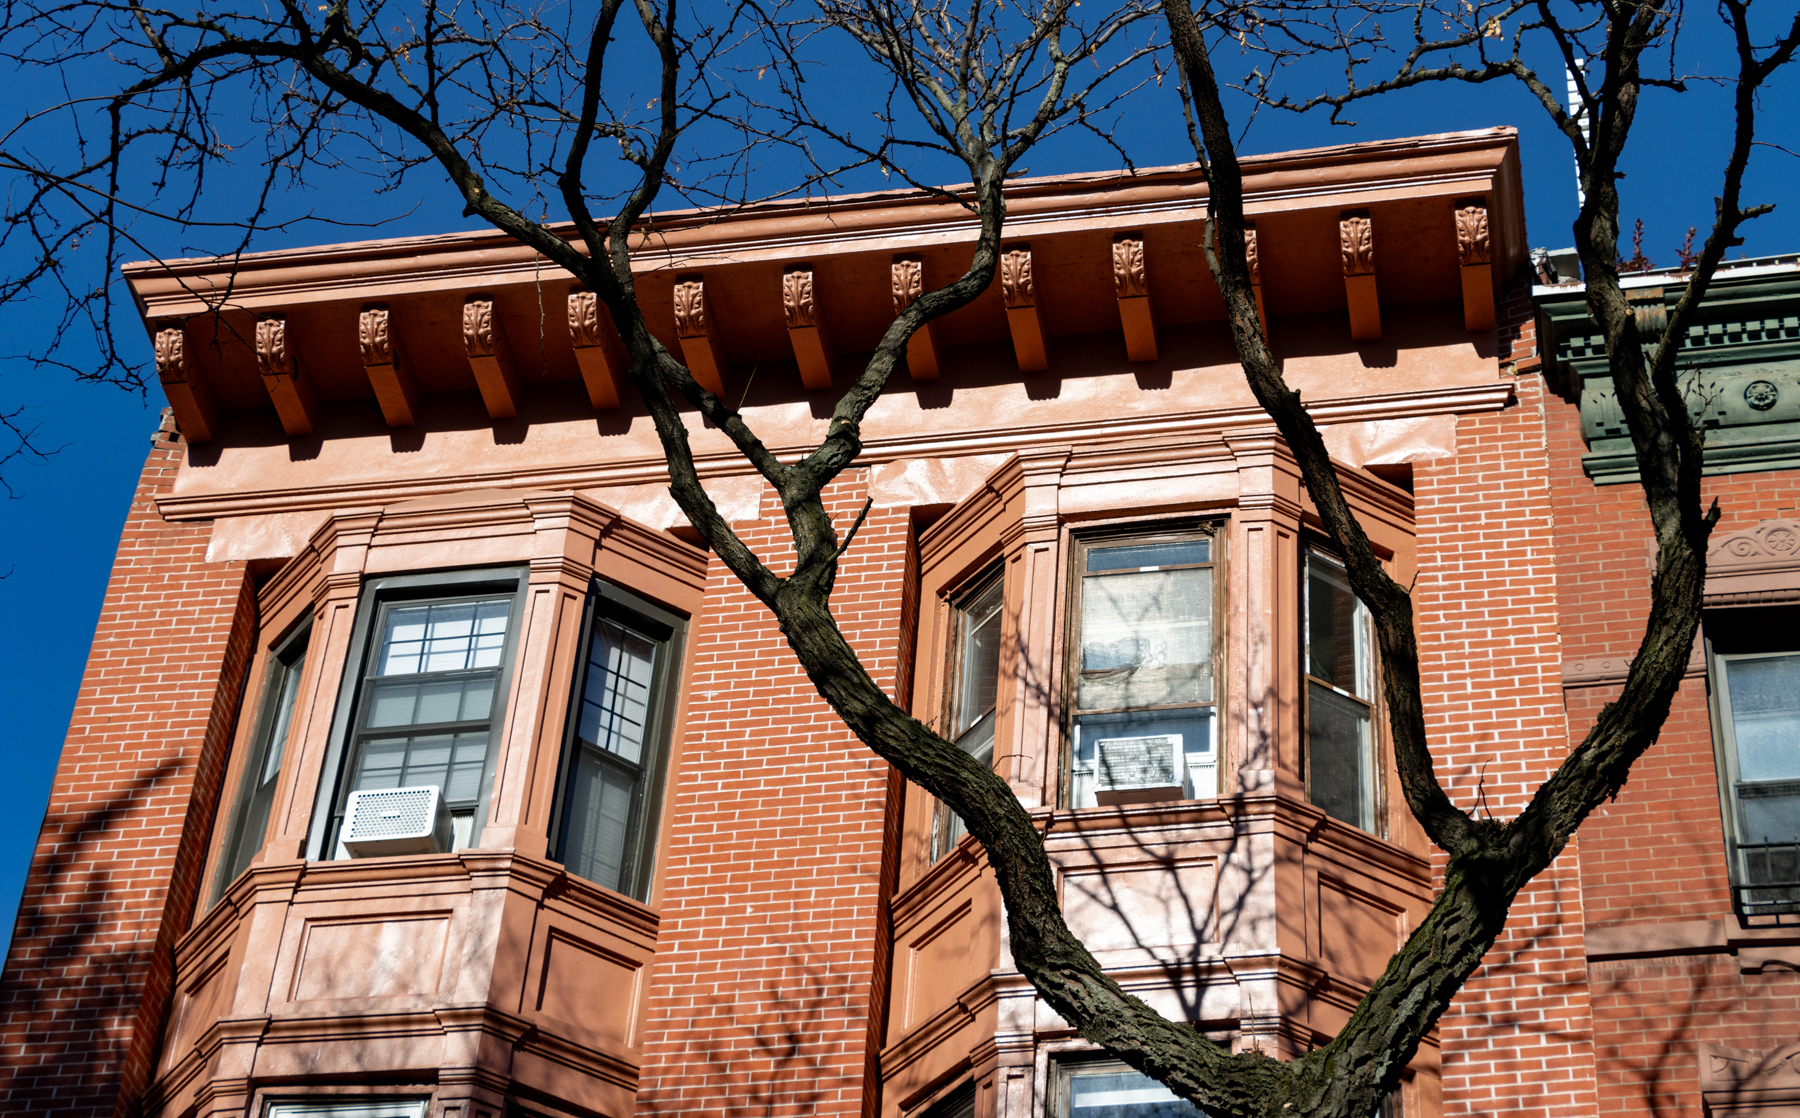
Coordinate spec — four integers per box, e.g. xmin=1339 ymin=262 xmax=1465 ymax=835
xmin=1733 ymin=839 xmax=1800 ymax=920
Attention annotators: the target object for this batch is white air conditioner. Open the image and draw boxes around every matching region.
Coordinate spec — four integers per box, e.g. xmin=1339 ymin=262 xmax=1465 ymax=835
xmin=1093 ymin=733 xmax=1185 ymax=806
xmin=342 ymin=786 xmax=452 ymax=857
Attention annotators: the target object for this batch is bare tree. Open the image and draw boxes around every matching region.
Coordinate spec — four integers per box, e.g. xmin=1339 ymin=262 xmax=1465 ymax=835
xmin=1102 ymin=0 xmax=1800 ymax=1114
xmin=3 ymin=0 xmax=1798 ymax=1116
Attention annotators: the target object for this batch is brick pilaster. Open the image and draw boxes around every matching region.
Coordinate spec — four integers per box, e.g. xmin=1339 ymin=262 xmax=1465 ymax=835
xmin=0 ymin=414 xmax=254 ymax=1117
xmin=636 ymin=474 xmax=907 ymax=1118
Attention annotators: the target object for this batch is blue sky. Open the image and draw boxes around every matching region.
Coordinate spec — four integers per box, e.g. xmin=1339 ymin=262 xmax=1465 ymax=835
xmin=3 ymin=9 xmax=1798 ymax=956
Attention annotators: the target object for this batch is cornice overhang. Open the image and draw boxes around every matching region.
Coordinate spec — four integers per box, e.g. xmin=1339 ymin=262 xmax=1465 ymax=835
xmin=125 ymin=128 xmax=1524 ymax=319
xmin=1534 ymin=255 xmax=1800 ymax=484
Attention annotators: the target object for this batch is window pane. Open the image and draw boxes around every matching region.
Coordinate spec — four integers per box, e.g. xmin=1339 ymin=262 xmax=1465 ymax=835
xmin=377 ymin=598 xmax=511 ymax=675
xmin=1308 ymin=556 xmax=1371 ymax=699
xmin=1079 ymin=567 xmax=1212 ymax=711
xmin=365 ymin=675 xmax=495 ymax=728
xmin=218 ymin=640 xmax=308 ymax=893
xmin=1724 ymin=654 xmax=1800 ymax=783
xmin=1087 ymin=539 xmax=1209 ymax=572
xmin=577 ymin=617 xmax=659 ymax=765
xmin=352 ymin=730 xmax=490 ymax=807
xmin=1308 ymin=682 xmax=1372 ymax=829
xmin=1068 ymin=1068 xmax=1203 ymax=1118
xmin=260 ymin=654 xmax=305 ymax=783
xmin=954 ymin=577 xmax=1005 ymax=736
xmin=562 ymin=748 xmax=640 ymax=892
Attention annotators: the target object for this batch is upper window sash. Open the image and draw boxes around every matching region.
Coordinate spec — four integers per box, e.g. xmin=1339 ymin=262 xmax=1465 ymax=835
xmin=1305 ymin=553 xmax=1374 ymax=703
xmin=947 ymin=567 xmax=1005 ymax=742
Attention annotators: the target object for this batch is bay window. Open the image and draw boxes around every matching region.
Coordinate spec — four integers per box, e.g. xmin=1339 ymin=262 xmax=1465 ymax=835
xmin=308 ymin=569 xmax=526 ymax=861
xmin=1067 ymin=529 xmax=1219 ymax=808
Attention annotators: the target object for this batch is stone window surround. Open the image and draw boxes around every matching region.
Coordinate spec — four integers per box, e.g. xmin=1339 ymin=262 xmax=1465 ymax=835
xmin=1579 ymin=521 xmax=1800 ymax=965
xmin=197 ymin=488 xmax=709 ymax=906
xmin=901 ymin=429 xmax=1420 ymax=885
xmin=1703 ymin=517 xmax=1800 ymax=933
xmin=1701 ymin=1041 xmax=1800 ymax=1118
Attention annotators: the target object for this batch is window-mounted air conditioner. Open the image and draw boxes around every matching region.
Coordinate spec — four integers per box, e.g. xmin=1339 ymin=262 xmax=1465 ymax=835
xmin=342 ymin=786 xmax=452 ymax=857
xmin=1093 ymin=733 xmax=1185 ymax=807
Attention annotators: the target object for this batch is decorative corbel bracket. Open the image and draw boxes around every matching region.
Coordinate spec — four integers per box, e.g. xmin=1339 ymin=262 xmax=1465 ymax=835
xmin=1244 ymin=222 xmax=1269 ymax=339
xmin=1112 ymin=234 xmax=1157 ymax=363
xmin=152 ymin=320 xmax=217 ymax=444
xmin=1339 ymin=211 xmax=1381 ymax=342
xmin=358 ymin=305 xmax=419 ymax=427
xmin=672 ymin=275 xmax=727 ymax=395
xmin=891 ymin=256 xmax=939 ymax=380
xmin=255 ymin=315 xmax=319 ymax=436
xmin=782 ymin=265 xmax=835 ymax=391
xmin=567 ymin=290 xmax=629 ymax=410
xmin=1455 ymin=199 xmax=1497 ymax=332
xmin=1000 ymin=245 xmax=1048 ymax=373
xmin=462 ymin=296 xmax=522 ymax=419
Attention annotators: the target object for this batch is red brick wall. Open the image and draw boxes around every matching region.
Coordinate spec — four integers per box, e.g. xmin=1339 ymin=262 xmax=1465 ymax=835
xmin=1413 ymin=281 xmax=1603 ymax=1118
xmin=636 ymin=473 xmax=907 ymax=1118
xmin=1535 ymin=297 xmax=1800 ymax=1118
xmin=1541 ymin=370 xmax=1800 ymax=926
xmin=0 ymin=416 xmax=254 ymax=1118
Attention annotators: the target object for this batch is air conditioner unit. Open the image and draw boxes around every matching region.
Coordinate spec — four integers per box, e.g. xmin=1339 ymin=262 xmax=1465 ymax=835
xmin=1093 ymin=733 xmax=1184 ymax=806
xmin=342 ymin=786 xmax=452 ymax=857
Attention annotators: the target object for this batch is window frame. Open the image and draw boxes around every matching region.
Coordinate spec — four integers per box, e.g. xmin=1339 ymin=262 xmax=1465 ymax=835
xmin=1302 ymin=547 xmax=1383 ymax=835
xmin=1050 ymin=1057 xmax=1204 ymax=1118
xmin=212 ymin=621 xmax=312 ymax=902
xmin=915 ymin=1080 xmax=976 ymax=1118
xmin=305 ymin=566 xmax=529 ymax=862
xmin=931 ymin=562 xmax=1005 ymax=861
xmin=263 ymin=1099 xmax=429 ymax=1118
xmin=1060 ymin=522 xmax=1224 ymax=810
xmin=545 ymin=578 xmax=687 ymax=901
xmin=1703 ymin=612 xmax=1800 ymax=921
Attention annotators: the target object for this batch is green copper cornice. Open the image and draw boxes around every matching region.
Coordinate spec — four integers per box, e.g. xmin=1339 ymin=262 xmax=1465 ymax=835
xmin=1535 ymin=257 xmax=1800 ymax=484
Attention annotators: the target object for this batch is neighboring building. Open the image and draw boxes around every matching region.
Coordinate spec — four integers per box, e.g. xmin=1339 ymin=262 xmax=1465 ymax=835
xmin=0 ymin=126 xmax=1792 ymax=1118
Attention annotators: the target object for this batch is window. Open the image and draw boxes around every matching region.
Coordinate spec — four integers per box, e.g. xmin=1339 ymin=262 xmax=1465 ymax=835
xmin=308 ymin=570 xmax=525 ymax=861
xmin=1706 ymin=608 xmax=1800 ymax=918
xmin=265 ymin=1100 xmax=428 ymax=1118
xmin=920 ymin=1082 xmax=976 ymax=1118
xmin=551 ymin=583 xmax=684 ymax=899
xmin=1055 ymin=1061 xmax=1202 ymax=1118
xmin=214 ymin=627 xmax=310 ymax=900
xmin=932 ymin=566 xmax=1004 ymax=860
xmin=1067 ymin=530 xmax=1218 ymax=808
xmin=1305 ymin=552 xmax=1377 ymax=831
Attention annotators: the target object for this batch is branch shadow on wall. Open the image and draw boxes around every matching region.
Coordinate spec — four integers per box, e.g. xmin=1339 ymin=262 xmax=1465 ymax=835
xmin=636 ymin=939 xmax=842 ymax=1118
xmin=0 ymin=758 xmax=185 ymax=1098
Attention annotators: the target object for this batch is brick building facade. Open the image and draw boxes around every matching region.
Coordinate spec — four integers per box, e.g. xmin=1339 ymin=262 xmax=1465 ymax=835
xmin=2 ymin=127 xmax=1796 ymax=1118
